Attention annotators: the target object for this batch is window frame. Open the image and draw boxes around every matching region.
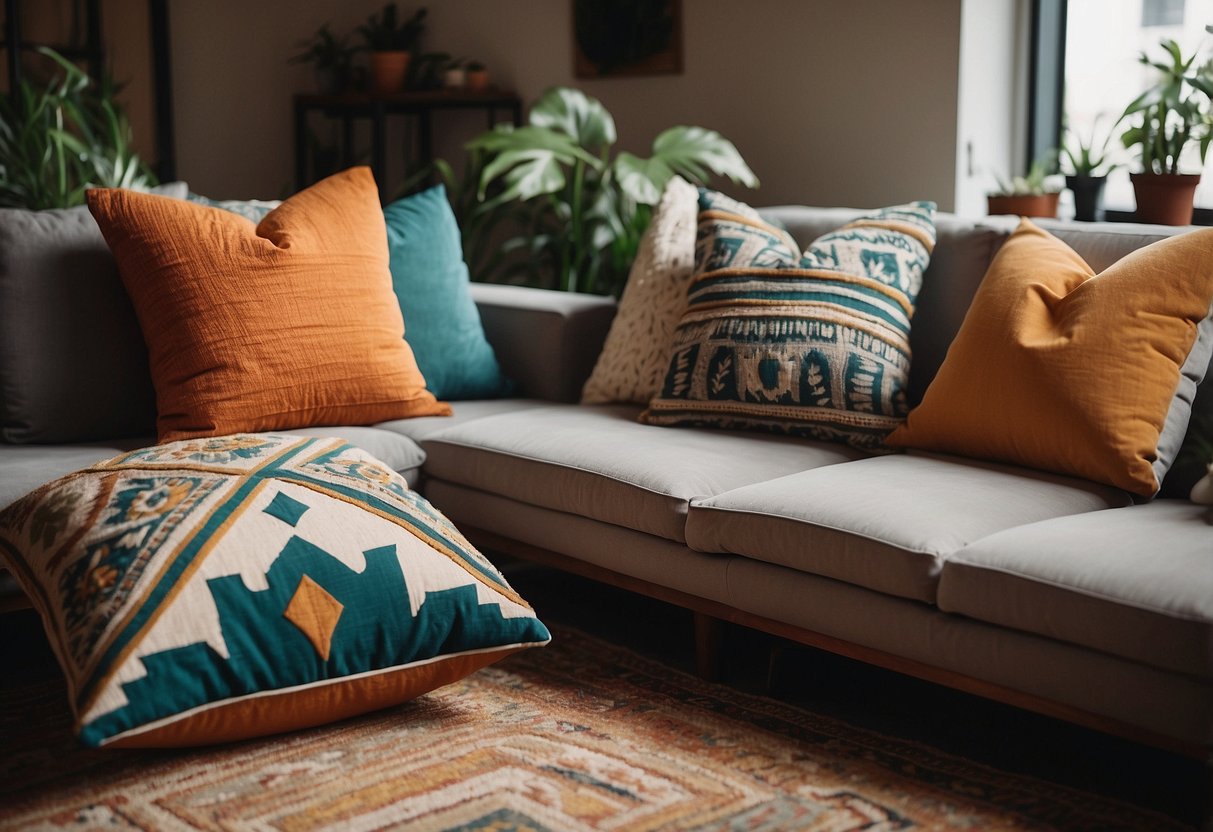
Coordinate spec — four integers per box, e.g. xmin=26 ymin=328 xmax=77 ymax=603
xmin=1033 ymin=0 xmax=1213 ymax=224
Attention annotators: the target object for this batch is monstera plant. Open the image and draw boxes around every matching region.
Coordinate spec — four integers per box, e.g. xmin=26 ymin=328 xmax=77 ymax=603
xmin=461 ymin=87 xmax=757 ymax=295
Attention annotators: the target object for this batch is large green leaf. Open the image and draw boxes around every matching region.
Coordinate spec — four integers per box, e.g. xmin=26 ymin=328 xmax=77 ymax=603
xmin=479 ymin=151 xmax=568 ymax=210
xmin=651 ymin=126 xmax=759 ymax=188
xmin=528 ymin=87 xmax=617 ymax=152
xmin=613 ymin=151 xmax=670 ymax=204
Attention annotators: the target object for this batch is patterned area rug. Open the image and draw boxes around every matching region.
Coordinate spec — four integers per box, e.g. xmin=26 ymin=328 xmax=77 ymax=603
xmin=0 ymin=626 xmax=1185 ymax=831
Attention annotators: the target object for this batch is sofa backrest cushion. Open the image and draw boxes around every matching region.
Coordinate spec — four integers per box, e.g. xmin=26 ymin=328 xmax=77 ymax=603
xmin=0 ymin=183 xmax=188 ymax=444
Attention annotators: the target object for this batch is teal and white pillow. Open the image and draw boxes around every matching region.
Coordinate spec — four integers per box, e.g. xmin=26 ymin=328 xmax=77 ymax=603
xmin=641 ymin=194 xmax=936 ymax=450
xmin=0 ymin=433 xmax=549 ymax=748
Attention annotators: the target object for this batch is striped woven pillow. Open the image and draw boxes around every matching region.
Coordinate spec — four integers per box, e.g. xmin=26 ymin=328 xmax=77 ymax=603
xmin=641 ymin=194 xmax=936 ymax=450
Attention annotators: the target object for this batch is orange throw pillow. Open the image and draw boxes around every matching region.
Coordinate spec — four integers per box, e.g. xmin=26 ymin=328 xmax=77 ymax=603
xmin=886 ymin=219 xmax=1213 ymax=497
xmin=88 ymin=168 xmax=450 ymax=441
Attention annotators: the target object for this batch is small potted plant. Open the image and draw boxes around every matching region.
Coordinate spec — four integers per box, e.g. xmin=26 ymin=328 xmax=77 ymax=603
xmin=443 ymin=58 xmax=466 ymax=89
xmin=987 ymin=153 xmax=1061 ymax=218
xmin=1061 ymin=116 xmax=1121 ymax=222
xmin=1119 ymin=37 xmax=1213 ymax=225
xmin=465 ymin=60 xmax=489 ymax=92
xmin=289 ymin=24 xmax=356 ymax=95
xmin=358 ymin=3 xmax=427 ymax=94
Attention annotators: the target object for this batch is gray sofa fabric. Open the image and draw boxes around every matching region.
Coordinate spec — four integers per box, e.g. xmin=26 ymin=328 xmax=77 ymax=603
xmin=469 ymin=283 xmax=616 ymax=403
xmin=725 ymin=556 xmax=1213 ymax=745
xmin=0 ymin=183 xmax=189 ymax=444
xmin=421 ymin=404 xmax=863 ymax=542
xmin=685 ymin=452 xmax=1132 ymax=603
xmin=939 ymin=500 xmax=1213 ymax=680
xmin=425 ymin=479 xmax=735 ymax=604
xmin=0 ymin=442 xmax=143 ymax=508
xmin=376 ymin=398 xmax=551 ymax=443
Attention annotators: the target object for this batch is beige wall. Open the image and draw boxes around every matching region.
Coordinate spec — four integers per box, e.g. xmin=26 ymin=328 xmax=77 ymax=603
xmin=167 ymin=0 xmax=967 ymax=210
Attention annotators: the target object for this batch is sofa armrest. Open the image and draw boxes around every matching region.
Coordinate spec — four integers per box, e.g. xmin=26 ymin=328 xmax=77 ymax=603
xmin=471 ymin=283 xmax=617 ymax=403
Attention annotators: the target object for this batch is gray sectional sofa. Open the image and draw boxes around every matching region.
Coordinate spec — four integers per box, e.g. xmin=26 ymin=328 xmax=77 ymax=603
xmin=2 ymin=207 xmax=1210 ymax=775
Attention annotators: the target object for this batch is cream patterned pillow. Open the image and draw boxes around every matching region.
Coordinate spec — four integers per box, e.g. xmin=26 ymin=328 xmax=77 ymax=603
xmin=0 ymin=433 xmax=549 ymax=747
xmin=581 ymin=176 xmax=698 ymax=404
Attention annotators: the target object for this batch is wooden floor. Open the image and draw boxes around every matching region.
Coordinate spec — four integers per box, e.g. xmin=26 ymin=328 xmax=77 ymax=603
xmin=500 ymin=560 xmax=1206 ymax=830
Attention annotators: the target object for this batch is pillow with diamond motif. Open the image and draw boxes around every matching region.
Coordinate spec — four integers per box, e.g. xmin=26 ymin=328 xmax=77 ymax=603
xmin=641 ymin=194 xmax=936 ymax=450
xmin=0 ymin=433 xmax=549 ymax=748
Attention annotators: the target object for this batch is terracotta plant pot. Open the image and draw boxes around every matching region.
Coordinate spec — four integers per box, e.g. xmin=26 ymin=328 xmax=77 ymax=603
xmin=1130 ymin=172 xmax=1200 ymax=225
xmin=986 ymin=192 xmax=1059 ymax=219
xmin=466 ymin=69 xmax=490 ymax=92
xmin=1065 ymin=175 xmax=1107 ymax=222
xmin=370 ymin=51 xmax=410 ymax=94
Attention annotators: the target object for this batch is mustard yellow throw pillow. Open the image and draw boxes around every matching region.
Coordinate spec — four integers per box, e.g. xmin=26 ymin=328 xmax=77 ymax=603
xmin=88 ymin=167 xmax=450 ymax=442
xmin=886 ymin=220 xmax=1213 ymax=496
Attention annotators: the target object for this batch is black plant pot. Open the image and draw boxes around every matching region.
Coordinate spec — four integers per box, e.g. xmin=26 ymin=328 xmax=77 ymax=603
xmin=1065 ymin=175 xmax=1107 ymax=222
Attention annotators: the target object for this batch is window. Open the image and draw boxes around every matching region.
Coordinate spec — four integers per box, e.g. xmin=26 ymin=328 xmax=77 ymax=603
xmin=1061 ymin=0 xmax=1213 ymax=215
xmin=1141 ymin=0 xmax=1186 ymax=26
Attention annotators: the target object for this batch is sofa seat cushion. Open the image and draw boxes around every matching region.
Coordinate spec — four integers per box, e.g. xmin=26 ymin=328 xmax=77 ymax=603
xmin=686 ymin=452 xmax=1130 ymax=603
xmin=420 ymin=404 xmax=863 ymax=542
xmin=0 ymin=443 xmax=139 ymax=509
xmin=938 ymin=500 xmax=1213 ymax=679
xmin=376 ymin=399 xmax=551 ymax=443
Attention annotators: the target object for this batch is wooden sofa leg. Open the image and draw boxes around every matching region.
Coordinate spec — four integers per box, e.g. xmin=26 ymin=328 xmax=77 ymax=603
xmin=693 ymin=612 xmax=722 ymax=682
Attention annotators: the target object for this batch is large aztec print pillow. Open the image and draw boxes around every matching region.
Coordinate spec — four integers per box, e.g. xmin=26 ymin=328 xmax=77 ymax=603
xmin=0 ymin=433 xmax=550 ymax=748
xmin=641 ymin=193 xmax=936 ymax=450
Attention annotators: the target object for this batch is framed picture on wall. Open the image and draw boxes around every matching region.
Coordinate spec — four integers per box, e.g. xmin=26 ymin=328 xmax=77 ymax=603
xmin=573 ymin=0 xmax=683 ymax=78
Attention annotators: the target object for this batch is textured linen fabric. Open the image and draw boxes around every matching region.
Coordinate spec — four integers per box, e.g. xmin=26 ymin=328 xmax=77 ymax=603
xmin=0 ymin=433 xmax=549 ymax=748
xmin=0 ymin=182 xmax=188 ymax=444
xmin=581 ymin=176 xmax=699 ymax=404
xmin=939 ymin=500 xmax=1213 ymax=679
xmin=420 ymin=404 xmax=862 ymax=542
xmin=642 ymin=197 xmax=937 ymax=450
xmin=724 ymin=557 xmax=1213 ymax=745
xmin=384 ymin=185 xmax=512 ymax=400
xmin=685 ymin=452 xmax=1129 ymax=602
xmin=886 ymin=220 xmax=1213 ymax=496
xmin=87 ymin=167 xmax=450 ymax=441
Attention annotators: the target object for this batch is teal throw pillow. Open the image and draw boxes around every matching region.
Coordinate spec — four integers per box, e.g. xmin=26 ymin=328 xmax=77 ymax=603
xmin=384 ymin=186 xmax=512 ymax=400
xmin=641 ymin=192 xmax=936 ymax=450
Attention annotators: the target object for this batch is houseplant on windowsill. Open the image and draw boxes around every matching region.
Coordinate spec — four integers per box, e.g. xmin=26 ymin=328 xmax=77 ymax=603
xmin=358 ymin=3 xmax=427 ymax=94
xmin=1119 ymin=37 xmax=1213 ymax=225
xmin=987 ymin=153 xmax=1061 ymax=218
xmin=1061 ymin=116 xmax=1121 ymax=222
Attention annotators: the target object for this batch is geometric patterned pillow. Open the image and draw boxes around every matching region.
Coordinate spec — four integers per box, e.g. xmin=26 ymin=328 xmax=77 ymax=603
xmin=0 ymin=433 xmax=549 ymax=748
xmin=641 ymin=196 xmax=936 ymax=450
